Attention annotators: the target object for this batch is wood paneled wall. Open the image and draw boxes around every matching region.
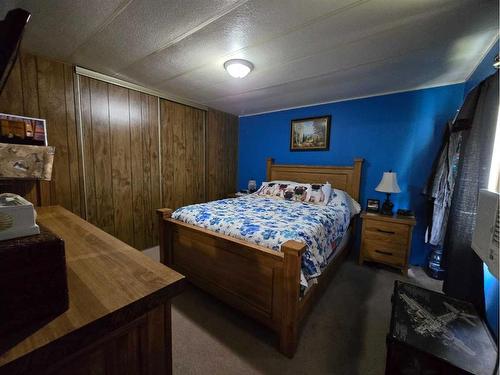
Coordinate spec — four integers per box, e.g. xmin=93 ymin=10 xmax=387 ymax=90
xmin=0 ymin=52 xmax=238 ymax=249
xmin=79 ymin=76 xmax=161 ymax=249
xmin=0 ymin=54 xmax=83 ymax=215
xmin=206 ymin=108 xmax=239 ymax=201
xmin=160 ymin=100 xmax=206 ymax=209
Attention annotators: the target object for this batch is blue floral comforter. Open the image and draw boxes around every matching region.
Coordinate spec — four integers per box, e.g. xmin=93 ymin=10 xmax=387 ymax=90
xmin=172 ymin=194 xmax=354 ymax=289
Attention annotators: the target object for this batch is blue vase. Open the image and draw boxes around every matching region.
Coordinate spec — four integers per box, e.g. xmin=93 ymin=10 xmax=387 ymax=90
xmin=426 ymin=247 xmax=446 ymax=280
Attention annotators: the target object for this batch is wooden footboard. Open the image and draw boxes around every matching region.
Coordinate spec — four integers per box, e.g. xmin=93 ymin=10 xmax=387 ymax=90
xmin=157 ymin=208 xmax=306 ymax=357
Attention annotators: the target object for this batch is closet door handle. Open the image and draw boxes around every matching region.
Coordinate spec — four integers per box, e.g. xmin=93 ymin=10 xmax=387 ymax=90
xmin=376 ymin=228 xmax=395 ymax=235
xmin=375 ymin=249 xmax=393 ymax=256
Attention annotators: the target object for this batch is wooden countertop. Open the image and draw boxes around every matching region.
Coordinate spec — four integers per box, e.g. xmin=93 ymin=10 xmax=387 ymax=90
xmin=0 ymin=206 xmax=185 ymax=371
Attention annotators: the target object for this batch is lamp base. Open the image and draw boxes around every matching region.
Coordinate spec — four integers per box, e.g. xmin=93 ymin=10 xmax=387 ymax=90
xmin=380 ymin=194 xmax=394 ymax=216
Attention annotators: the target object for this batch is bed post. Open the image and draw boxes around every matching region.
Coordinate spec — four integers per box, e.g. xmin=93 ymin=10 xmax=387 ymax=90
xmin=266 ymin=158 xmax=274 ymax=181
xmin=157 ymin=208 xmax=173 ymax=265
xmin=352 ymin=158 xmax=363 ymax=202
xmin=280 ymin=240 xmax=306 ymax=357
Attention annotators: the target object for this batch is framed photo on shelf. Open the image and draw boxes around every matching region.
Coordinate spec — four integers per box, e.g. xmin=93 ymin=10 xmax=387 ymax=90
xmin=0 ymin=113 xmax=47 ymax=146
xmin=290 ymin=115 xmax=331 ymax=151
xmin=366 ymin=199 xmax=380 ymax=213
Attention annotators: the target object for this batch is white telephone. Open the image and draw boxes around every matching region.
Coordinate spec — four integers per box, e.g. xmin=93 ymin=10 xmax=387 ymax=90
xmin=0 ymin=193 xmax=40 ymax=241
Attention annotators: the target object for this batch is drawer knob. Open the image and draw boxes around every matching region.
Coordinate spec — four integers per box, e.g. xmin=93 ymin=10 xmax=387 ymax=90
xmin=375 ymin=249 xmax=393 ymax=256
xmin=376 ymin=228 xmax=395 ymax=235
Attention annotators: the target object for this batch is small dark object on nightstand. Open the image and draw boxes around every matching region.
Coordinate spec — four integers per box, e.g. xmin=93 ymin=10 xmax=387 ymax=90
xmin=397 ymin=209 xmax=414 ymax=216
xmin=366 ymin=198 xmax=380 ymax=213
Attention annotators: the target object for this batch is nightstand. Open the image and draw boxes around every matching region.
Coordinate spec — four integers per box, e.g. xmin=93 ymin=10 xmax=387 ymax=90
xmin=359 ymin=212 xmax=416 ymax=275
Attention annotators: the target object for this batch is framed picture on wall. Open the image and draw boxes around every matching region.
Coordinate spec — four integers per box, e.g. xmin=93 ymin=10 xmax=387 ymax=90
xmin=290 ymin=115 xmax=331 ymax=151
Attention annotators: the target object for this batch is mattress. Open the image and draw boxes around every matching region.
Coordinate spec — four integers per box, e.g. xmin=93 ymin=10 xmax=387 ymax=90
xmin=172 ymin=193 xmax=356 ymax=289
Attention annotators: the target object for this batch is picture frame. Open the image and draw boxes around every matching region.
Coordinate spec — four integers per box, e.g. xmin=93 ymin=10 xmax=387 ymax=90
xmin=366 ymin=198 xmax=380 ymax=213
xmin=290 ymin=115 xmax=331 ymax=151
xmin=0 ymin=113 xmax=47 ymax=146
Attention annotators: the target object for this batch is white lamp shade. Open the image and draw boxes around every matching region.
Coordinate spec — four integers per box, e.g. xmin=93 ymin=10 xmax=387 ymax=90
xmin=375 ymin=172 xmax=401 ymax=193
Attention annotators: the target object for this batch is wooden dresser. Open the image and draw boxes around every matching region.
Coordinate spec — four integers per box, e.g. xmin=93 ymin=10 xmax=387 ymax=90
xmin=359 ymin=212 xmax=416 ymax=275
xmin=0 ymin=206 xmax=185 ymax=375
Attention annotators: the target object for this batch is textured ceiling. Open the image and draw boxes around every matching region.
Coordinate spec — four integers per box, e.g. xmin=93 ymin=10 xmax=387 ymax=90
xmin=1 ymin=0 xmax=498 ymax=115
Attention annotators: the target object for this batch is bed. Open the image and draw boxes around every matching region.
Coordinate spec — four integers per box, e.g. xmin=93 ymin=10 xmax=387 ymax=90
xmin=157 ymin=157 xmax=363 ymax=357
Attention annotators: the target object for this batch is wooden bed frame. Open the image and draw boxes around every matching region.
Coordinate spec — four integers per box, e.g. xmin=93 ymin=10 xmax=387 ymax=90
xmin=157 ymin=157 xmax=363 ymax=357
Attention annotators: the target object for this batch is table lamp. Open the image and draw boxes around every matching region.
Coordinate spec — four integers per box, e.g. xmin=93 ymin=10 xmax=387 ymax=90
xmin=375 ymin=171 xmax=401 ymax=215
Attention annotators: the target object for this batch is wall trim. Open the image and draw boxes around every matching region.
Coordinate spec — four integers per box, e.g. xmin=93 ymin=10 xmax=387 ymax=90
xmin=75 ymin=73 xmax=88 ymax=220
xmin=75 ymin=66 xmax=208 ymax=111
xmin=157 ymin=96 xmax=163 ymax=207
xmin=238 ymin=80 xmax=465 ymax=117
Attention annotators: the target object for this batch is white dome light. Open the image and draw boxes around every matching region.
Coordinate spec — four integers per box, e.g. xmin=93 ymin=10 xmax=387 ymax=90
xmin=224 ymin=59 xmax=254 ymax=78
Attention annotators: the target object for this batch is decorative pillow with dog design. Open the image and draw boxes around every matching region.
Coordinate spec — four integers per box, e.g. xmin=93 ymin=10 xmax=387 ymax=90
xmin=256 ymin=181 xmax=310 ymax=202
xmin=256 ymin=181 xmax=333 ymax=204
xmin=282 ymin=183 xmax=310 ymax=202
xmin=256 ymin=181 xmax=288 ymax=197
xmin=306 ymin=182 xmax=332 ymax=206
xmin=255 ymin=182 xmax=277 ymax=197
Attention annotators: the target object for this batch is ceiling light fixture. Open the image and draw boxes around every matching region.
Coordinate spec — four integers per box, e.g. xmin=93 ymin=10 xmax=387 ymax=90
xmin=224 ymin=59 xmax=254 ymax=78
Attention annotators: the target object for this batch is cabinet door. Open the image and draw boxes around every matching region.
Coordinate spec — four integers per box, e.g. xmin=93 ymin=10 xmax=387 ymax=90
xmin=50 ymin=304 xmax=171 ymax=375
xmin=160 ymin=99 xmax=206 ymax=209
xmin=79 ymin=76 xmax=161 ymax=249
xmin=206 ymin=108 xmax=238 ymax=201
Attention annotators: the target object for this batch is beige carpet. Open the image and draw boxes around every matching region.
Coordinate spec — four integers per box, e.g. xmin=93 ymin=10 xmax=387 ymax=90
xmin=143 ymin=247 xmax=442 ymax=375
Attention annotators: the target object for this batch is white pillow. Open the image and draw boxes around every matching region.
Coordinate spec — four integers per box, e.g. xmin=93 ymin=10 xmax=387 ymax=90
xmin=328 ymin=188 xmax=361 ymax=217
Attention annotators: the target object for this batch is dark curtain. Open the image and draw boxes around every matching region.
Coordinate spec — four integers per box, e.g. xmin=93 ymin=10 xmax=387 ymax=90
xmin=443 ymin=71 xmax=499 ymax=312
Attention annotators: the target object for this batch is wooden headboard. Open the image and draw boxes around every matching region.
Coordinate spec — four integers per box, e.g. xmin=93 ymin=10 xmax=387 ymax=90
xmin=266 ymin=158 xmax=364 ymax=202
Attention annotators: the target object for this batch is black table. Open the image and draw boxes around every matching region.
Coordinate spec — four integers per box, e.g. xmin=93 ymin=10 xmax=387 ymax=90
xmin=386 ymin=281 xmax=497 ymax=375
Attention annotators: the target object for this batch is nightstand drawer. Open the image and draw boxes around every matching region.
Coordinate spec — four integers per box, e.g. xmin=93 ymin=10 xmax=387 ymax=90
xmin=362 ymin=242 xmax=406 ymax=267
xmin=364 ymin=220 xmax=408 ymax=240
xmin=363 ymin=228 xmax=408 ymax=247
xmin=362 ymin=237 xmax=405 ymax=254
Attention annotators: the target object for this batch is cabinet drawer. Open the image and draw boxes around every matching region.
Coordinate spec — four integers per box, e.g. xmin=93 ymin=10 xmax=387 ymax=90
xmin=363 ymin=220 xmax=408 ymax=244
xmin=362 ymin=241 xmax=406 ymax=267
xmin=363 ymin=237 xmax=405 ymax=254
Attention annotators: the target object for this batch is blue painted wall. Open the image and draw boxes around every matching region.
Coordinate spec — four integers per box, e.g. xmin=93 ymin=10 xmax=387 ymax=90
xmin=465 ymin=41 xmax=499 ymax=339
xmin=238 ymin=84 xmax=465 ymax=266
xmin=484 ymin=264 xmax=499 ymax=339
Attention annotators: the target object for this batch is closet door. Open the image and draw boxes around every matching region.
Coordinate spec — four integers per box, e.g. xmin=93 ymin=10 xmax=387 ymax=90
xmin=160 ymin=99 xmax=205 ymax=209
xmin=78 ymin=76 xmax=160 ymax=248
xmin=206 ymin=108 xmax=238 ymax=201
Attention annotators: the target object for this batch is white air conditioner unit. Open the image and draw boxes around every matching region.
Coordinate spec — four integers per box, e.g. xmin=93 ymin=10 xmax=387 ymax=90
xmin=472 ymin=189 xmax=499 ymax=279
